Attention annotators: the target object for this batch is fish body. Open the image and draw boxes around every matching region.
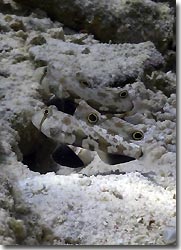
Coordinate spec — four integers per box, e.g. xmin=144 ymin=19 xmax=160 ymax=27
xmin=41 ymin=64 xmax=134 ymax=114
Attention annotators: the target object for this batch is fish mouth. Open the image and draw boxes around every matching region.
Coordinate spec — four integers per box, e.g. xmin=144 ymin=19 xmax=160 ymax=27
xmin=98 ymin=150 xmax=137 ymax=165
xmin=106 ymin=154 xmax=136 ymax=165
xmin=106 ymin=149 xmax=143 ymax=165
xmin=122 ymin=103 xmax=134 ymax=115
xmin=140 ymin=150 xmax=143 ymax=157
xmin=129 ymin=102 xmax=134 ymax=111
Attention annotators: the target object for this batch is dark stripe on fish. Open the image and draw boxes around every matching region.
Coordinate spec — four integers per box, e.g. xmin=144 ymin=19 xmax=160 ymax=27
xmin=52 ymin=144 xmax=84 ymax=168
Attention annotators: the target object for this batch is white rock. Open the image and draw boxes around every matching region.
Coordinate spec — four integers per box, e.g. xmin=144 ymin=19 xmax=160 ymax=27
xmin=163 ymin=227 xmax=176 ymax=244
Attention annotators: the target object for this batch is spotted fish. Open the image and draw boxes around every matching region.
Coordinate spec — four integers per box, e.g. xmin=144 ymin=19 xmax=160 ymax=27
xmin=32 ymin=105 xmax=143 ymax=166
xmin=40 ymin=64 xmax=134 ymax=114
xmin=74 ymin=100 xmax=144 ymax=141
xmin=73 ymin=100 xmax=144 ymax=164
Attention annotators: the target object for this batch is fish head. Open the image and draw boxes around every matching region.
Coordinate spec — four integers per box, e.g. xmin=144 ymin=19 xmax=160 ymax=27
xmin=32 ymin=106 xmax=78 ymax=145
xmin=98 ymin=87 xmax=134 ymax=113
xmin=74 ymin=100 xmax=144 ymax=143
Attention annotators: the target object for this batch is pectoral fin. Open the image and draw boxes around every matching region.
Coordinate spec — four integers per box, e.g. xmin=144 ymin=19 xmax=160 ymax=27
xmin=52 ymin=144 xmax=84 ymax=168
xmin=97 ymin=151 xmax=135 ymax=165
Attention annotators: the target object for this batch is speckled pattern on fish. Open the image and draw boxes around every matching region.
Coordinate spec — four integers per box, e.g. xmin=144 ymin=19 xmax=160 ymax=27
xmin=32 ymin=104 xmax=144 ymax=160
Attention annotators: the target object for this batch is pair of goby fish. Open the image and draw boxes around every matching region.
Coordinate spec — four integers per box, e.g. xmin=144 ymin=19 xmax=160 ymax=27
xmin=32 ymin=65 xmax=144 ymax=167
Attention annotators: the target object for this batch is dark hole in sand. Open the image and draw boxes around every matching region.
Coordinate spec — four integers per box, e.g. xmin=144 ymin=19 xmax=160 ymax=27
xmin=46 ymin=97 xmax=77 ymax=115
xmin=19 ymin=121 xmax=84 ymax=174
xmin=18 ymin=123 xmax=59 ymax=174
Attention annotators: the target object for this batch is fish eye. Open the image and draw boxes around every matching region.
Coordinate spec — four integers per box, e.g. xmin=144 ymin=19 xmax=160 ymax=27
xmin=80 ymin=80 xmax=89 ymax=87
xmin=44 ymin=109 xmax=49 ymax=116
xmin=120 ymin=90 xmax=128 ymax=98
xmin=87 ymin=113 xmax=99 ymax=124
xmin=132 ymin=131 xmax=144 ymax=140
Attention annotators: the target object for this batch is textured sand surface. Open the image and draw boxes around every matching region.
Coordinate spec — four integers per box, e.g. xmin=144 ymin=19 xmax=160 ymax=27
xmin=0 ymin=0 xmax=176 ymax=245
